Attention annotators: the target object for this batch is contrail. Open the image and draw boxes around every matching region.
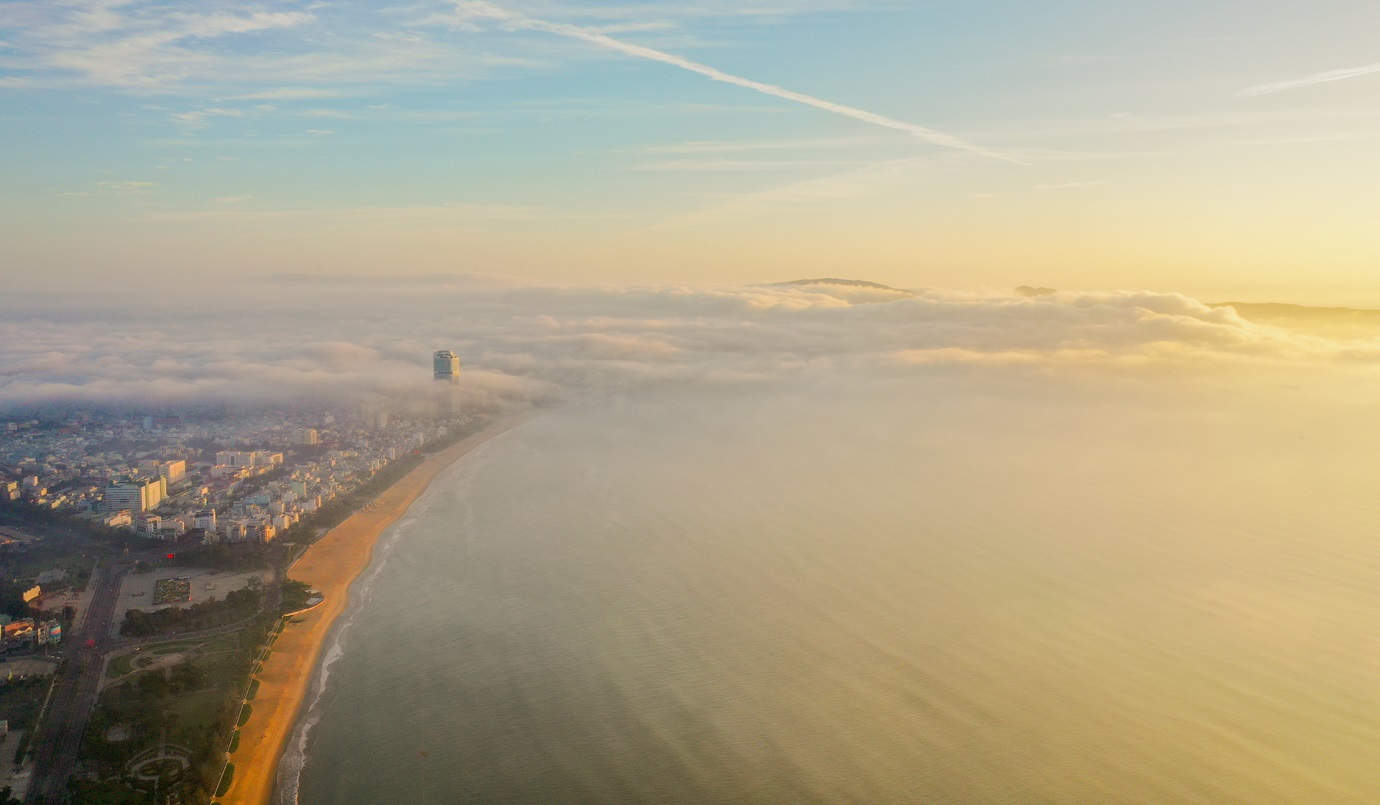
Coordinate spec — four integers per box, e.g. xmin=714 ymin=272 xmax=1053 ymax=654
xmin=456 ymin=1 xmax=1016 ymax=163
xmin=1240 ymin=61 xmax=1380 ymax=97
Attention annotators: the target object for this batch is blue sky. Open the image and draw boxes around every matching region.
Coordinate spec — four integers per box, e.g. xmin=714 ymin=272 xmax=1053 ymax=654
xmin=4 ymin=1 xmax=1380 ymax=301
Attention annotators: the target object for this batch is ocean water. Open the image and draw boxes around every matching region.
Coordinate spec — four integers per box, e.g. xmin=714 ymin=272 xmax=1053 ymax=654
xmin=284 ymin=375 xmax=1380 ymax=804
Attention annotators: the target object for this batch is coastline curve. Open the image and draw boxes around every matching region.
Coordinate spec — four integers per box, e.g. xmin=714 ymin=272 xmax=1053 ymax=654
xmin=218 ymin=408 xmax=547 ymax=805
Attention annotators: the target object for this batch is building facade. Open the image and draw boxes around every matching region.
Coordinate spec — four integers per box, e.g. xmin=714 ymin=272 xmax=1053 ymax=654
xmin=433 ymin=350 xmax=461 ymax=384
xmin=102 ymin=477 xmax=165 ymax=513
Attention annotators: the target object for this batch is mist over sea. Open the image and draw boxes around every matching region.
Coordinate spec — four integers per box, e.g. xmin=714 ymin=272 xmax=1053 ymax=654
xmin=285 ymin=372 xmax=1380 ymax=804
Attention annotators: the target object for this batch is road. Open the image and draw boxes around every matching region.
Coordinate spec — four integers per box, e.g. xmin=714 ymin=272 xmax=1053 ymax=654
xmin=25 ymin=562 xmax=124 ymax=804
xmin=24 ymin=548 xmax=288 ymax=803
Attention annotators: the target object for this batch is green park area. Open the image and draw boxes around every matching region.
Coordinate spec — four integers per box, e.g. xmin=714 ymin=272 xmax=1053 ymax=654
xmin=0 ymin=676 xmax=50 ymax=739
xmin=79 ymin=620 xmax=273 ymax=805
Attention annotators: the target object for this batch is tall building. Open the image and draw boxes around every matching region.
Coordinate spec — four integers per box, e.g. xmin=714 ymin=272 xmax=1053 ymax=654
xmin=216 ymin=451 xmax=255 ymax=466
xmin=433 ymin=350 xmax=461 ymax=416
xmin=433 ymin=350 xmax=461 ymax=384
xmin=158 ymin=460 xmax=186 ymax=484
xmin=102 ymin=478 xmax=165 ymax=513
xmin=293 ymin=428 xmax=320 ymax=446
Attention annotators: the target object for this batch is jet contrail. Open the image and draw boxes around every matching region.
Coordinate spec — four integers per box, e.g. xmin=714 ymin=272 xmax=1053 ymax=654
xmin=1240 ymin=61 xmax=1380 ymax=97
xmin=456 ymin=1 xmax=1017 ymax=163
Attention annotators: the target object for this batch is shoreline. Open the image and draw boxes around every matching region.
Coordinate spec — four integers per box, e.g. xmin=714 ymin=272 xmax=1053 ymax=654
xmin=219 ymin=408 xmax=544 ymax=805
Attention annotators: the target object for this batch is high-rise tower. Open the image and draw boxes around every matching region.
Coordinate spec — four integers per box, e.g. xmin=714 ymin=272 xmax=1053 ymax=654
xmin=433 ymin=350 xmax=460 ymax=416
xmin=433 ymin=350 xmax=461 ymax=384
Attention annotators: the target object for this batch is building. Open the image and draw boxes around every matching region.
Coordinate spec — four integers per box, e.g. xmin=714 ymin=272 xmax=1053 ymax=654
xmin=37 ymin=620 xmax=61 ymax=645
xmin=293 ymin=428 xmax=320 ymax=447
xmin=102 ymin=477 xmax=165 ymax=513
xmin=433 ymin=350 xmax=461 ymax=384
xmin=216 ymin=451 xmax=254 ymax=467
xmin=158 ymin=460 xmax=186 ymax=484
xmin=0 ymin=481 xmax=16 ymax=501
xmin=434 ymin=350 xmax=461 ymax=415
xmin=251 ymin=451 xmax=283 ymax=467
xmin=100 ymin=510 xmax=133 ymax=528
xmin=135 ymin=513 xmax=162 ymax=538
xmin=2 ymin=619 xmax=34 ymax=647
xmin=193 ymin=509 xmax=218 ymax=531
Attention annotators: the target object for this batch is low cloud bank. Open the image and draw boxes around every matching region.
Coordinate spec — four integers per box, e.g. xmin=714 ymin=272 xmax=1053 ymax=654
xmin=1 ymin=280 xmax=1376 ymax=414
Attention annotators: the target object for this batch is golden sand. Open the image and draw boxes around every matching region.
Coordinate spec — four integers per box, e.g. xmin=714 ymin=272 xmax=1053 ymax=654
xmin=220 ymin=411 xmax=540 ymax=804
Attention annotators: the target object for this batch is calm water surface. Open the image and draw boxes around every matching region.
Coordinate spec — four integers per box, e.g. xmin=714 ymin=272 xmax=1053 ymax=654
xmin=284 ymin=377 xmax=1380 ymax=804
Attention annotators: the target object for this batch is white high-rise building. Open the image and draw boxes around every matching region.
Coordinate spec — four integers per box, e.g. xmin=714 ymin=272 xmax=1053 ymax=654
xmin=434 ymin=350 xmax=461 ymax=415
xmin=102 ymin=478 xmax=165 ymax=513
xmin=433 ymin=350 xmax=461 ymax=384
xmin=293 ymin=428 xmax=319 ymax=446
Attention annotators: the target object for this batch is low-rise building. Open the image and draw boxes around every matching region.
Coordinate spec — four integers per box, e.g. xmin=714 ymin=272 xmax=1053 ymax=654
xmin=193 ymin=509 xmax=217 ymax=531
xmin=135 ymin=513 xmax=162 ymax=538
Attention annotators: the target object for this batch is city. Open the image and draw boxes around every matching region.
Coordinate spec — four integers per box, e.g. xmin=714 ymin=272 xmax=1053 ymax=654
xmin=0 ymin=352 xmax=485 ymax=803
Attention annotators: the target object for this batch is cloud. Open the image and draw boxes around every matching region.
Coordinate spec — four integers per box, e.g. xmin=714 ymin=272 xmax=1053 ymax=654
xmin=170 ymin=104 xmax=276 ymax=130
xmin=665 ymin=155 xmax=943 ymax=223
xmin=1 ymin=0 xmax=523 ymax=91
xmin=96 ymin=180 xmax=159 ymax=192
xmin=226 ymin=87 xmax=353 ymax=100
xmin=1240 ymin=62 xmax=1380 ymax=97
xmin=1034 ymin=180 xmax=1105 ymax=191
xmin=4 ymin=0 xmax=886 ymax=97
xmin=138 ymin=202 xmax=585 ymax=226
xmin=452 ymin=1 xmax=1016 ymax=162
xmin=1 ymin=280 xmax=1375 ymax=415
xmin=171 ymin=11 xmax=313 ymax=39
xmin=61 ymin=180 xmax=160 ymax=196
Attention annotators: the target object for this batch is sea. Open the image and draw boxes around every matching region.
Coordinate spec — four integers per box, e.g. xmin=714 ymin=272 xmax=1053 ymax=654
xmin=280 ymin=371 xmax=1380 ymax=804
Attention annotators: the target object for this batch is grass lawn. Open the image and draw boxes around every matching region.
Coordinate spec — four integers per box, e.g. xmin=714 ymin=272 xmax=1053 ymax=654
xmin=107 ymin=653 xmax=137 ymax=678
xmin=168 ymin=689 xmax=226 ymax=735
xmin=0 ymin=677 xmax=51 ymax=731
xmin=237 ymin=704 xmax=252 ymax=727
xmin=228 ymin=730 xmax=240 ymax=753
xmin=245 ymin=679 xmax=260 ymax=701
xmin=148 ymin=641 xmax=199 ymax=655
xmin=216 ymin=763 xmax=235 ymax=797
xmin=203 ymin=637 xmax=237 ymax=653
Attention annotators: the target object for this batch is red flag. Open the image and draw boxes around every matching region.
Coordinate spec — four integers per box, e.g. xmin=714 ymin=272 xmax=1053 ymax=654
xmin=166 ymin=553 xmax=175 ymax=560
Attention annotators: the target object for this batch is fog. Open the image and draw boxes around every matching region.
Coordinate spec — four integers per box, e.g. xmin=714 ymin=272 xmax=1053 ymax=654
xmin=4 ymin=276 xmax=1379 ymax=416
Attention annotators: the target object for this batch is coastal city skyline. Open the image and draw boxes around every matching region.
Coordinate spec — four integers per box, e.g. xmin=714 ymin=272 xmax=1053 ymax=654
xmin=4 ymin=1 xmax=1380 ymax=303
xmin=4 ymin=2 xmax=1380 ymax=804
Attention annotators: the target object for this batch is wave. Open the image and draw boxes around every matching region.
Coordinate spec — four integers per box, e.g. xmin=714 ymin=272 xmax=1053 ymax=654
xmin=274 ymin=438 xmax=505 ymax=804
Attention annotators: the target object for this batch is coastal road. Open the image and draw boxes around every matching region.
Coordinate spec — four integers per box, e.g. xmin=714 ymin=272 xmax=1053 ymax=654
xmin=26 ymin=552 xmax=287 ymax=803
xmin=26 ymin=563 xmax=125 ymax=804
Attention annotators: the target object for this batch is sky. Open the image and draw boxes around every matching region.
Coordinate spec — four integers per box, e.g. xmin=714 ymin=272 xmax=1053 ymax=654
xmin=3 ymin=1 xmax=1380 ymax=302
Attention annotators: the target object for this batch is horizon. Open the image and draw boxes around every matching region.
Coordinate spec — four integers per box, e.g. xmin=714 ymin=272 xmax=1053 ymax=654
xmin=4 ymin=2 xmax=1380 ymax=303
xmin=5 ymin=4 xmax=1380 ymax=803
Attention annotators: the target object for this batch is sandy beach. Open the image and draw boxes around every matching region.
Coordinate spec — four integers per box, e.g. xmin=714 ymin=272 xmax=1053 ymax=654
xmin=220 ymin=410 xmax=541 ymax=804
